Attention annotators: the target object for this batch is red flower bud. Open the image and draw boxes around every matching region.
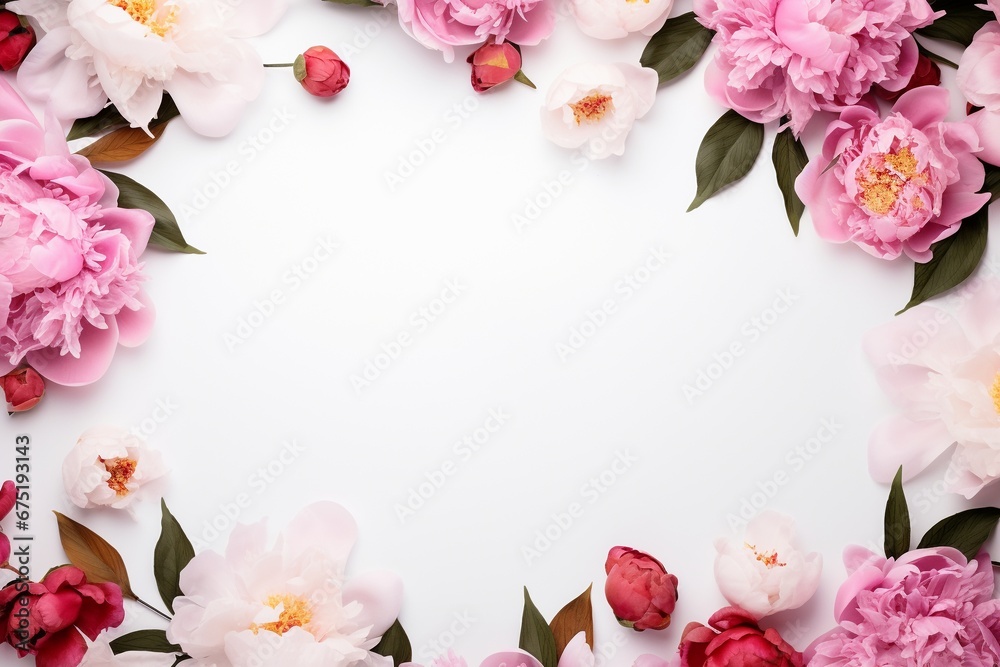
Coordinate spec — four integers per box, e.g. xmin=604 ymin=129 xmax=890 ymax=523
xmin=679 ymin=606 xmax=803 ymax=667
xmin=294 ymin=46 xmax=350 ymax=98
xmin=467 ymin=41 xmax=522 ymax=93
xmin=875 ymin=54 xmax=941 ymax=102
xmin=605 ymin=546 xmax=678 ymax=631
xmin=0 ymin=10 xmax=34 ymax=72
xmin=2 ymin=366 xmax=44 ymax=413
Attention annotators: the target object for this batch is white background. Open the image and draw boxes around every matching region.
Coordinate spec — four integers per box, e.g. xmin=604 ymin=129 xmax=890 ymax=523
xmin=2 ymin=0 xmax=997 ymax=664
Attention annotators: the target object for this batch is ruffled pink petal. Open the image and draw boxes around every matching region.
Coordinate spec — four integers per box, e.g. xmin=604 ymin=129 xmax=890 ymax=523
xmin=967 ymin=109 xmax=1000 ymax=166
xmin=114 ymin=291 xmax=155 ymax=348
xmin=833 ymin=563 xmax=886 ymax=624
xmin=33 ymin=589 xmax=83 ymax=633
xmin=557 ymin=632 xmax=594 ymax=667
xmin=796 ymin=158 xmax=850 ymax=242
xmin=879 ymin=36 xmax=919 ymax=92
xmin=868 ymin=415 xmax=954 ymax=483
xmin=0 ymin=77 xmax=39 ymax=125
xmin=506 ymin=6 xmax=555 ymax=46
xmin=27 ymin=319 xmax=120 ymax=386
xmin=342 ymin=570 xmax=404 ymax=640
xmin=891 ymin=85 xmax=950 ymax=129
xmin=480 ymin=652 xmax=544 ymax=667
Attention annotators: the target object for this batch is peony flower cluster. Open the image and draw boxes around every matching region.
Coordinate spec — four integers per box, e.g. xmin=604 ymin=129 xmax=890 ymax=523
xmin=694 ymin=0 xmax=939 ymax=134
xmin=958 ymin=1 xmax=1000 ymax=166
xmin=0 ymin=78 xmax=155 ymax=387
xmin=9 ymin=0 xmax=287 ymax=136
xmin=795 ymin=87 xmax=989 ymax=261
xmin=864 ymin=278 xmax=1000 ymax=498
xmin=62 ymin=426 xmax=167 ymax=511
xmin=807 ymin=546 xmax=1000 ymax=666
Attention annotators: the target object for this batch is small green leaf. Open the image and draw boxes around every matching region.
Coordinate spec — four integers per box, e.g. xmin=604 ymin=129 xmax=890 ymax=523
xmin=898 ymin=205 xmax=988 ymax=313
xmin=68 ymin=95 xmax=179 ymax=142
xmin=688 ymin=110 xmax=764 ymax=211
xmin=916 ymin=0 xmax=993 ymax=46
xmin=884 ymin=466 xmax=910 ymax=559
xmin=372 ymin=619 xmax=412 ymax=666
xmin=513 ymin=70 xmax=536 ymax=89
xmin=154 ymin=499 xmax=195 ymax=614
xmin=640 ymin=12 xmax=714 ymax=86
xmin=771 ymin=123 xmax=809 ymax=235
xmin=109 ymin=629 xmax=181 ymax=655
xmin=917 ymin=507 xmax=1000 ymax=560
xmin=520 ymin=588 xmax=558 ymax=667
xmin=100 ymin=170 xmax=204 ymax=255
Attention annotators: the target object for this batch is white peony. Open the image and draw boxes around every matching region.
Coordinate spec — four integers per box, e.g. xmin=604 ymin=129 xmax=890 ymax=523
xmin=570 ymin=0 xmax=674 ymax=40
xmin=714 ymin=511 xmax=822 ymax=619
xmin=540 ymin=62 xmax=658 ymax=160
xmin=63 ymin=425 xmax=167 ymax=511
xmin=8 ymin=0 xmax=287 ymax=136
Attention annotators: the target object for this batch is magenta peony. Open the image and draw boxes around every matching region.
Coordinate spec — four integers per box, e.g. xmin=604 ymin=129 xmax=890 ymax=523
xmin=0 ymin=78 xmax=155 ymax=387
xmin=807 ymin=546 xmax=1000 ymax=666
xmin=679 ymin=606 xmax=802 ymax=667
xmin=795 ymin=86 xmax=989 ymax=261
xmin=694 ymin=0 xmax=939 ymax=134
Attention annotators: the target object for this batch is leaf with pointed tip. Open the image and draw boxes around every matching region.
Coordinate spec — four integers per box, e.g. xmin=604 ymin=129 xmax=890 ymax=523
xmin=154 ymin=499 xmax=195 ymax=614
xmin=77 ymin=123 xmax=167 ymax=164
xmin=772 ymin=125 xmax=809 ymax=235
xmin=68 ymin=95 xmax=179 ymax=141
xmin=110 ymin=630 xmax=181 ymax=655
xmin=54 ymin=512 xmax=134 ymax=598
xmin=549 ymin=585 xmax=593 ymax=658
xmin=884 ymin=467 xmax=910 ymax=559
xmin=520 ymin=588 xmax=558 ymax=667
xmin=101 ymin=170 xmax=204 ymax=255
xmin=688 ymin=110 xmax=764 ymax=211
xmin=372 ymin=619 xmax=412 ymax=666
xmin=640 ymin=12 xmax=714 ymax=85
xmin=917 ymin=507 xmax=1000 ymax=560
xmin=916 ymin=0 xmax=992 ymax=46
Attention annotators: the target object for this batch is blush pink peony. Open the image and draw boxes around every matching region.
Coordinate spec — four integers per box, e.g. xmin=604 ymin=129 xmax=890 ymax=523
xmin=795 ymin=86 xmax=989 ymax=261
xmin=807 ymin=546 xmax=1000 ymax=667
xmin=394 ymin=0 xmax=554 ymax=63
xmin=958 ymin=21 xmax=1000 ymax=166
xmin=694 ymin=0 xmax=939 ymax=134
xmin=0 ymin=78 xmax=155 ymax=387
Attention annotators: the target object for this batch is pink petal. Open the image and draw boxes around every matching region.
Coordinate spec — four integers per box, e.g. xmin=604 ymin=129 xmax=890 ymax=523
xmin=480 ymin=652 xmax=544 ymax=667
xmin=27 ymin=319 xmax=120 ymax=387
xmin=796 ymin=158 xmax=850 ymax=242
xmin=342 ymin=570 xmax=404 ymax=640
xmin=16 ymin=28 xmax=107 ymax=120
xmin=960 ymin=279 xmax=1000 ymax=347
xmin=890 ymin=86 xmax=950 ymax=129
xmin=868 ymin=415 xmax=954 ymax=483
xmin=281 ymin=501 xmax=358 ymax=569
xmin=0 ymin=480 xmax=15 ymax=518
xmin=0 ymin=77 xmax=38 ymax=125
xmin=968 ymin=109 xmax=1000 ymax=167
xmin=96 ymin=205 xmax=154 ymax=255
xmin=833 ymin=563 xmax=886 ymax=623
xmin=34 ymin=628 xmax=88 ymax=667
xmin=114 ymin=291 xmax=155 ymax=348
xmin=29 ymin=235 xmax=84 ymax=282
xmin=33 ymin=589 xmax=83 ymax=633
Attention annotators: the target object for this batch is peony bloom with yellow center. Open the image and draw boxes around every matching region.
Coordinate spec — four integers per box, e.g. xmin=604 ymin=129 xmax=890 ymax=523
xmin=62 ymin=426 xmax=167 ymax=511
xmin=7 ymin=0 xmax=288 ymax=136
xmin=865 ymin=278 xmax=1000 ymax=498
xmin=167 ymin=502 xmax=403 ymax=667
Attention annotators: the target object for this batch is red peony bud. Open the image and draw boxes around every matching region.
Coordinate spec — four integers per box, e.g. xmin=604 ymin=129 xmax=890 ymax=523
xmin=605 ymin=546 xmax=678 ymax=631
xmin=2 ymin=366 xmax=45 ymax=413
xmin=875 ymin=54 xmax=941 ymax=102
xmin=0 ymin=10 xmax=34 ymax=72
xmin=467 ymin=41 xmax=523 ymax=93
xmin=294 ymin=46 xmax=350 ymax=98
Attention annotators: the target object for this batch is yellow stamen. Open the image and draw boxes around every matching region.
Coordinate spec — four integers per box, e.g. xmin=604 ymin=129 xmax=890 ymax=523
xmin=250 ymin=595 xmax=313 ymax=636
xmin=108 ymin=0 xmax=177 ymax=37
xmin=570 ymin=93 xmax=613 ymax=125
xmin=857 ymin=146 xmax=926 ymax=216
xmin=100 ymin=457 xmax=137 ymax=496
xmin=990 ymin=373 xmax=1000 ymax=415
xmin=745 ymin=543 xmax=786 ymax=568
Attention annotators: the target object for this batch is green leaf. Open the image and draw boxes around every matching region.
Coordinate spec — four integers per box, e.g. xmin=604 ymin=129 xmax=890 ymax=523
xmin=372 ymin=619 xmax=412 ymax=666
xmin=513 ymin=70 xmax=536 ymax=89
xmin=68 ymin=95 xmax=179 ymax=142
xmin=321 ymin=0 xmax=380 ymax=6
xmin=688 ymin=110 xmax=764 ymax=211
xmin=110 ymin=630 xmax=181 ymax=655
xmin=549 ymin=585 xmax=593 ymax=658
xmin=520 ymin=588 xmax=558 ymax=667
xmin=917 ymin=507 xmax=1000 ymax=560
xmin=154 ymin=499 xmax=195 ymax=614
xmin=884 ymin=467 xmax=910 ymax=559
xmin=898 ymin=205 xmax=988 ymax=313
xmin=100 ymin=170 xmax=204 ymax=254
xmin=983 ymin=161 xmax=1000 ymax=204
xmin=771 ymin=124 xmax=809 ymax=236
xmin=640 ymin=12 xmax=714 ymax=86
xmin=916 ymin=0 xmax=993 ymax=46
xmin=915 ymin=39 xmax=958 ymax=69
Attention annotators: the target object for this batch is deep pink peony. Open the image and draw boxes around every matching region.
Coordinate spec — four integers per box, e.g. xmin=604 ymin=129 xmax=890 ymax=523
xmin=605 ymin=546 xmax=678 ymax=631
xmin=694 ymin=0 xmax=939 ymax=134
xmin=0 ymin=480 xmax=13 ymax=564
xmin=394 ymin=0 xmax=554 ymax=63
xmin=807 ymin=546 xmax=1000 ymax=667
xmin=795 ymin=86 xmax=989 ymax=261
xmin=0 ymin=78 xmax=155 ymax=387
xmin=679 ymin=606 xmax=802 ymax=667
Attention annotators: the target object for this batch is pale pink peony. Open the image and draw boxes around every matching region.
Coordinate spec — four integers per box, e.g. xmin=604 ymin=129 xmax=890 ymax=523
xmin=694 ymin=0 xmax=939 ymax=134
xmin=795 ymin=86 xmax=989 ymax=261
xmin=864 ymin=279 xmax=1000 ymax=498
xmin=807 ymin=546 xmax=1000 ymax=666
xmin=394 ymin=0 xmax=554 ymax=63
xmin=958 ymin=22 xmax=1000 ymax=166
xmin=404 ymin=635 xmax=595 ymax=667
xmin=166 ymin=501 xmax=402 ymax=667
xmin=0 ymin=78 xmax=155 ymax=387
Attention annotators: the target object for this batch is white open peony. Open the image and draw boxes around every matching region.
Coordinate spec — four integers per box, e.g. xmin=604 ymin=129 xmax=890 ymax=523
xmin=63 ymin=426 xmax=167 ymax=511
xmin=8 ymin=0 xmax=287 ymax=136
xmin=167 ymin=501 xmax=402 ymax=667
xmin=570 ymin=0 xmax=674 ymax=40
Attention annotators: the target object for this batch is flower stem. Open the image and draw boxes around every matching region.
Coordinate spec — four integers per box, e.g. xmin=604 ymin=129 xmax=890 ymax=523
xmin=131 ymin=594 xmax=171 ymax=621
xmin=263 ymin=63 xmax=295 ymax=68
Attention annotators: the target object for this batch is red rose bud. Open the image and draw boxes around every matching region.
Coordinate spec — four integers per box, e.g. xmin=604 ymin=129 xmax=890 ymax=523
xmin=0 ymin=10 xmax=34 ymax=72
xmin=468 ymin=41 xmax=523 ymax=92
xmin=875 ymin=55 xmax=941 ymax=102
xmin=294 ymin=46 xmax=350 ymax=98
xmin=605 ymin=546 xmax=678 ymax=631
xmin=679 ymin=606 xmax=803 ymax=667
xmin=2 ymin=366 xmax=44 ymax=413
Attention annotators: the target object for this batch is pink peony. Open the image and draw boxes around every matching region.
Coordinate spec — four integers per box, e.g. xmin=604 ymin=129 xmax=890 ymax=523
xmin=679 ymin=606 xmax=803 ymax=667
xmin=605 ymin=546 xmax=678 ymax=631
xmin=0 ymin=480 xmax=14 ymax=564
xmin=807 ymin=546 xmax=1000 ymax=667
xmin=958 ymin=21 xmax=1000 ymax=166
xmin=0 ymin=78 xmax=155 ymax=387
xmin=694 ymin=0 xmax=938 ymax=135
xmin=795 ymin=86 xmax=989 ymax=261
xmin=394 ymin=0 xmax=554 ymax=63
xmin=864 ymin=279 xmax=1000 ymax=498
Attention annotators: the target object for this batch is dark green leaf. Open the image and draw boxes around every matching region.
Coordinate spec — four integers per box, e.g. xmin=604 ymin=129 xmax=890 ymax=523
xmin=688 ymin=110 xmax=764 ymax=211
xmin=884 ymin=466 xmax=910 ymax=559
xmin=640 ymin=12 xmax=714 ymax=85
xmin=372 ymin=619 xmax=412 ymax=666
xmin=68 ymin=95 xmax=179 ymax=142
xmin=916 ymin=0 xmax=993 ymax=46
xmin=154 ymin=499 xmax=195 ymax=614
xmin=983 ymin=161 xmax=1000 ymax=204
xmin=918 ymin=507 xmax=1000 ymax=560
xmin=898 ymin=205 xmax=988 ymax=313
xmin=519 ymin=588 xmax=558 ymax=667
xmin=171 ymin=656 xmax=192 ymax=667
xmin=101 ymin=170 xmax=204 ymax=254
xmin=915 ymin=39 xmax=958 ymax=69
xmin=321 ymin=0 xmax=380 ymax=6
xmin=110 ymin=630 xmax=181 ymax=655
xmin=771 ymin=124 xmax=809 ymax=235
